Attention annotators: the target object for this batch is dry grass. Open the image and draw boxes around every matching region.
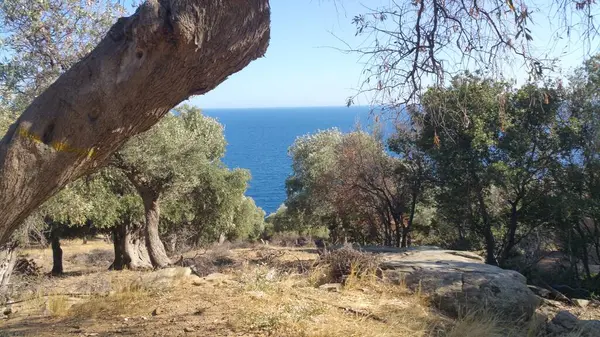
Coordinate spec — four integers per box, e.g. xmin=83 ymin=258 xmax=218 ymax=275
xmin=2 ymin=242 xmax=595 ymax=337
xmin=68 ymin=279 xmax=152 ymax=319
xmin=310 ymin=245 xmax=381 ymax=286
xmin=230 ymin=267 xmax=439 ymax=337
xmin=19 ymin=238 xmax=113 ymax=275
xmin=45 ymin=295 xmax=70 ymax=317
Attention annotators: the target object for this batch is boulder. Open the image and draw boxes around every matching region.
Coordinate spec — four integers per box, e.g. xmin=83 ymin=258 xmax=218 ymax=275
xmin=578 ymin=320 xmax=600 ymax=337
xmin=548 ymin=310 xmax=578 ymax=334
xmin=546 ymin=310 xmax=600 ymax=337
xmin=376 ymin=247 xmax=540 ymax=320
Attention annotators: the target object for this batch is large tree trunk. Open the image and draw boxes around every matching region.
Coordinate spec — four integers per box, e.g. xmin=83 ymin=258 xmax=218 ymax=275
xmin=0 ymin=242 xmax=18 ymax=295
xmin=0 ymin=0 xmax=270 ymax=245
xmin=111 ymin=222 xmax=153 ymax=270
xmin=142 ymin=195 xmax=171 ymax=268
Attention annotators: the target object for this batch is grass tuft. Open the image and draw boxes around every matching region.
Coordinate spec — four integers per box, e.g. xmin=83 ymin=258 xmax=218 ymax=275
xmin=46 ymin=295 xmax=70 ymax=317
xmin=68 ymin=280 xmax=151 ymax=319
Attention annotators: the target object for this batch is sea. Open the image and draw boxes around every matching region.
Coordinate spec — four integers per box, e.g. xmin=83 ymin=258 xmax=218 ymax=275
xmin=203 ymin=106 xmax=383 ymax=215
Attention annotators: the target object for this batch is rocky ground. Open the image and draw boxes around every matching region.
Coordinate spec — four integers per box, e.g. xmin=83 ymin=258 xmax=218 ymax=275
xmin=0 ymin=240 xmax=599 ymax=336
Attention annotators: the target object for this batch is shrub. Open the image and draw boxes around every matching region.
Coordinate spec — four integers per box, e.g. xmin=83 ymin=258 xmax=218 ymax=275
xmin=313 ymin=245 xmax=381 ymax=285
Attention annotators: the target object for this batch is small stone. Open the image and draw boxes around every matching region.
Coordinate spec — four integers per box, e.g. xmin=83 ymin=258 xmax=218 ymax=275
xmin=319 ymin=283 xmax=342 ymax=292
xmin=2 ymin=306 xmax=11 ymax=315
xmin=123 ymin=317 xmax=129 ymax=322
xmin=141 ymin=316 xmax=148 ymax=320
xmin=184 ymin=327 xmax=195 ymax=333
xmin=574 ymin=299 xmax=590 ymax=308
xmin=551 ymin=310 xmax=578 ymax=331
xmin=152 ymin=307 xmax=163 ymax=316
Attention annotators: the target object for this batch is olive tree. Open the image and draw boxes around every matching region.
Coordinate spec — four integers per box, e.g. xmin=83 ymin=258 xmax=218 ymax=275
xmin=285 ymin=129 xmax=412 ymax=246
xmin=0 ymin=0 xmax=123 ymax=283
xmin=36 ymin=173 xmax=121 ymax=274
xmin=110 ymin=105 xmax=226 ymax=267
xmin=182 ymin=165 xmax=261 ymax=245
xmin=0 ymin=0 xmax=270 ymax=246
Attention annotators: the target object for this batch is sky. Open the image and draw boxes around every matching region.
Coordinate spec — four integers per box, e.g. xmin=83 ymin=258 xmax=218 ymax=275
xmin=181 ymin=0 xmax=599 ymax=109
xmin=188 ymin=1 xmax=374 ymax=109
xmin=1 ymin=0 xmax=591 ymax=110
xmin=1 ymin=1 xmax=596 ymax=109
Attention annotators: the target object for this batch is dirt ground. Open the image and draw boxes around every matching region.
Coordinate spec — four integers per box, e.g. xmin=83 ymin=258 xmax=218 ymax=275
xmin=0 ymin=239 xmax=598 ymax=337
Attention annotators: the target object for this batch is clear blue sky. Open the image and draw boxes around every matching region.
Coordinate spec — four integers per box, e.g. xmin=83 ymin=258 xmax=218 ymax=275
xmin=188 ymin=1 xmax=373 ymax=109
xmin=119 ymin=1 xmax=598 ymax=109
xmin=183 ymin=1 xmax=598 ymax=109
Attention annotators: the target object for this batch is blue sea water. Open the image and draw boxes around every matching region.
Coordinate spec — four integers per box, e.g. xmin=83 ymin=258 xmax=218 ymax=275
xmin=203 ymin=106 xmax=377 ymax=215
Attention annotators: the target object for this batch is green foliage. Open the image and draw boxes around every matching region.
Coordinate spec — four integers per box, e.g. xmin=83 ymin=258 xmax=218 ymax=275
xmin=283 ymin=128 xmax=411 ymax=246
xmin=414 ymin=74 xmax=566 ymax=264
xmin=115 ymin=104 xmax=265 ymax=246
xmin=170 ymin=165 xmax=252 ymax=244
xmin=40 ymin=175 xmax=120 ymax=227
xmin=113 ymin=104 xmax=226 ymax=195
xmin=230 ymin=196 xmax=266 ymax=242
xmin=0 ymin=0 xmax=122 ymax=113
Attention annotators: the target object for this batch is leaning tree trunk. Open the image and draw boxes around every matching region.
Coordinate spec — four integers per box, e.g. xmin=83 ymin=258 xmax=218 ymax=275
xmin=142 ymin=195 xmax=171 ymax=268
xmin=0 ymin=0 xmax=270 ymax=245
xmin=111 ymin=222 xmax=153 ymax=270
xmin=0 ymin=242 xmax=18 ymax=294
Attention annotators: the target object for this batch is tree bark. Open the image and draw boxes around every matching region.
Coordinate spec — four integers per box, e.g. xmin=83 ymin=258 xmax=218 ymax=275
xmin=395 ymin=218 xmax=401 ymax=248
xmin=111 ymin=222 xmax=153 ymax=270
xmin=472 ymin=172 xmax=498 ymax=266
xmin=0 ymin=0 xmax=270 ymax=245
xmin=500 ymin=201 xmax=519 ymax=264
xmin=574 ymin=225 xmax=592 ymax=280
xmin=0 ymin=242 xmax=18 ymax=295
xmin=51 ymin=229 xmax=63 ymax=276
xmin=482 ymin=226 xmax=498 ymax=266
xmin=111 ymin=224 xmax=126 ymax=270
xmin=142 ymin=194 xmax=171 ymax=268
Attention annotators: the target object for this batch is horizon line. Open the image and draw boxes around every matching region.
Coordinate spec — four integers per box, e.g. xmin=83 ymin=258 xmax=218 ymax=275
xmin=199 ymin=105 xmax=372 ymax=110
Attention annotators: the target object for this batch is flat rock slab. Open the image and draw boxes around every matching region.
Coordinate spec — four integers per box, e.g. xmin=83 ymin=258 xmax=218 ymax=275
xmin=351 ymin=247 xmax=540 ymax=320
